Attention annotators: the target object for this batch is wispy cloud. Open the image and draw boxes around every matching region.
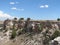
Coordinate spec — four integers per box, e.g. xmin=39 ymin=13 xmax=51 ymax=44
xmin=0 ymin=10 xmax=14 ymax=18
xmin=10 ymin=2 xmax=15 ymax=5
xmin=11 ymin=7 xmax=24 ymax=11
xmin=40 ymin=5 xmax=49 ymax=8
xmin=11 ymin=7 xmax=17 ymax=10
xmin=18 ymin=8 xmax=24 ymax=11
xmin=45 ymin=5 xmax=48 ymax=8
xmin=40 ymin=5 xmax=44 ymax=8
xmin=10 ymin=2 xmax=19 ymax=5
xmin=10 ymin=2 xmax=24 ymax=11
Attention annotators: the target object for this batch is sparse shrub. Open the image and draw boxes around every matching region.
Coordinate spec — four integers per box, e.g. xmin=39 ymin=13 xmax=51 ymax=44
xmin=17 ymin=28 xmax=24 ymax=36
xmin=43 ymin=37 xmax=50 ymax=45
xmin=50 ymin=30 xmax=60 ymax=40
xmin=38 ymin=24 xmax=43 ymax=32
xmin=57 ymin=18 xmax=60 ymax=21
xmin=10 ymin=29 xmax=16 ymax=39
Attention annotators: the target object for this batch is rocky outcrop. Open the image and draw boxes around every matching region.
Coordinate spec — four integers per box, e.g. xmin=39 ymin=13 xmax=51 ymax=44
xmin=0 ymin=20 xmax=60 ymax=45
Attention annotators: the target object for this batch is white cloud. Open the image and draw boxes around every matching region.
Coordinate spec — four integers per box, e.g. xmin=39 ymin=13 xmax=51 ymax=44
xmin=11 ymin=7 xmax=17 ymax=10
xmin=0 ymin=11 xmax=14 ymax=18
xmin=10 ymin=2 xmax=15 ymax=5
xmin=45 ymin=5 xmax=48 ymax=8
xmin=11 ymin=7 xmax=24 ymax=11
xmin=40 ymin=5 xmax=49 ymax=8
xmin=10 ymin=2 xmax=19 ymax=5
xmin=40 ymin=5 xmax=44 ymax=8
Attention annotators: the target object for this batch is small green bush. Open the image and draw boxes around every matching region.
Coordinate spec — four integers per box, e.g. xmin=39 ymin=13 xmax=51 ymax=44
xmin=11 ymin=29 xmax=16 ymax=39
xmin=38 ymin=24 xmax=43 ymax=32
xmin=57 ymin=18 xmax=60 ymax=21
xmin=51 ymin=30 xmax=60 ymax=40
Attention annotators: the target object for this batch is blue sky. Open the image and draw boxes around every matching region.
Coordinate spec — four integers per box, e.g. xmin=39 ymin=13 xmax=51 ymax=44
xmin=0 ymin=0 xmax=60 ymax=20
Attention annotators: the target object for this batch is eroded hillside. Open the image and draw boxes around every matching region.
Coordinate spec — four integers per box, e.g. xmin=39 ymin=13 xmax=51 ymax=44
xmin=0 ymin=19 xmax=60 ymax=45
